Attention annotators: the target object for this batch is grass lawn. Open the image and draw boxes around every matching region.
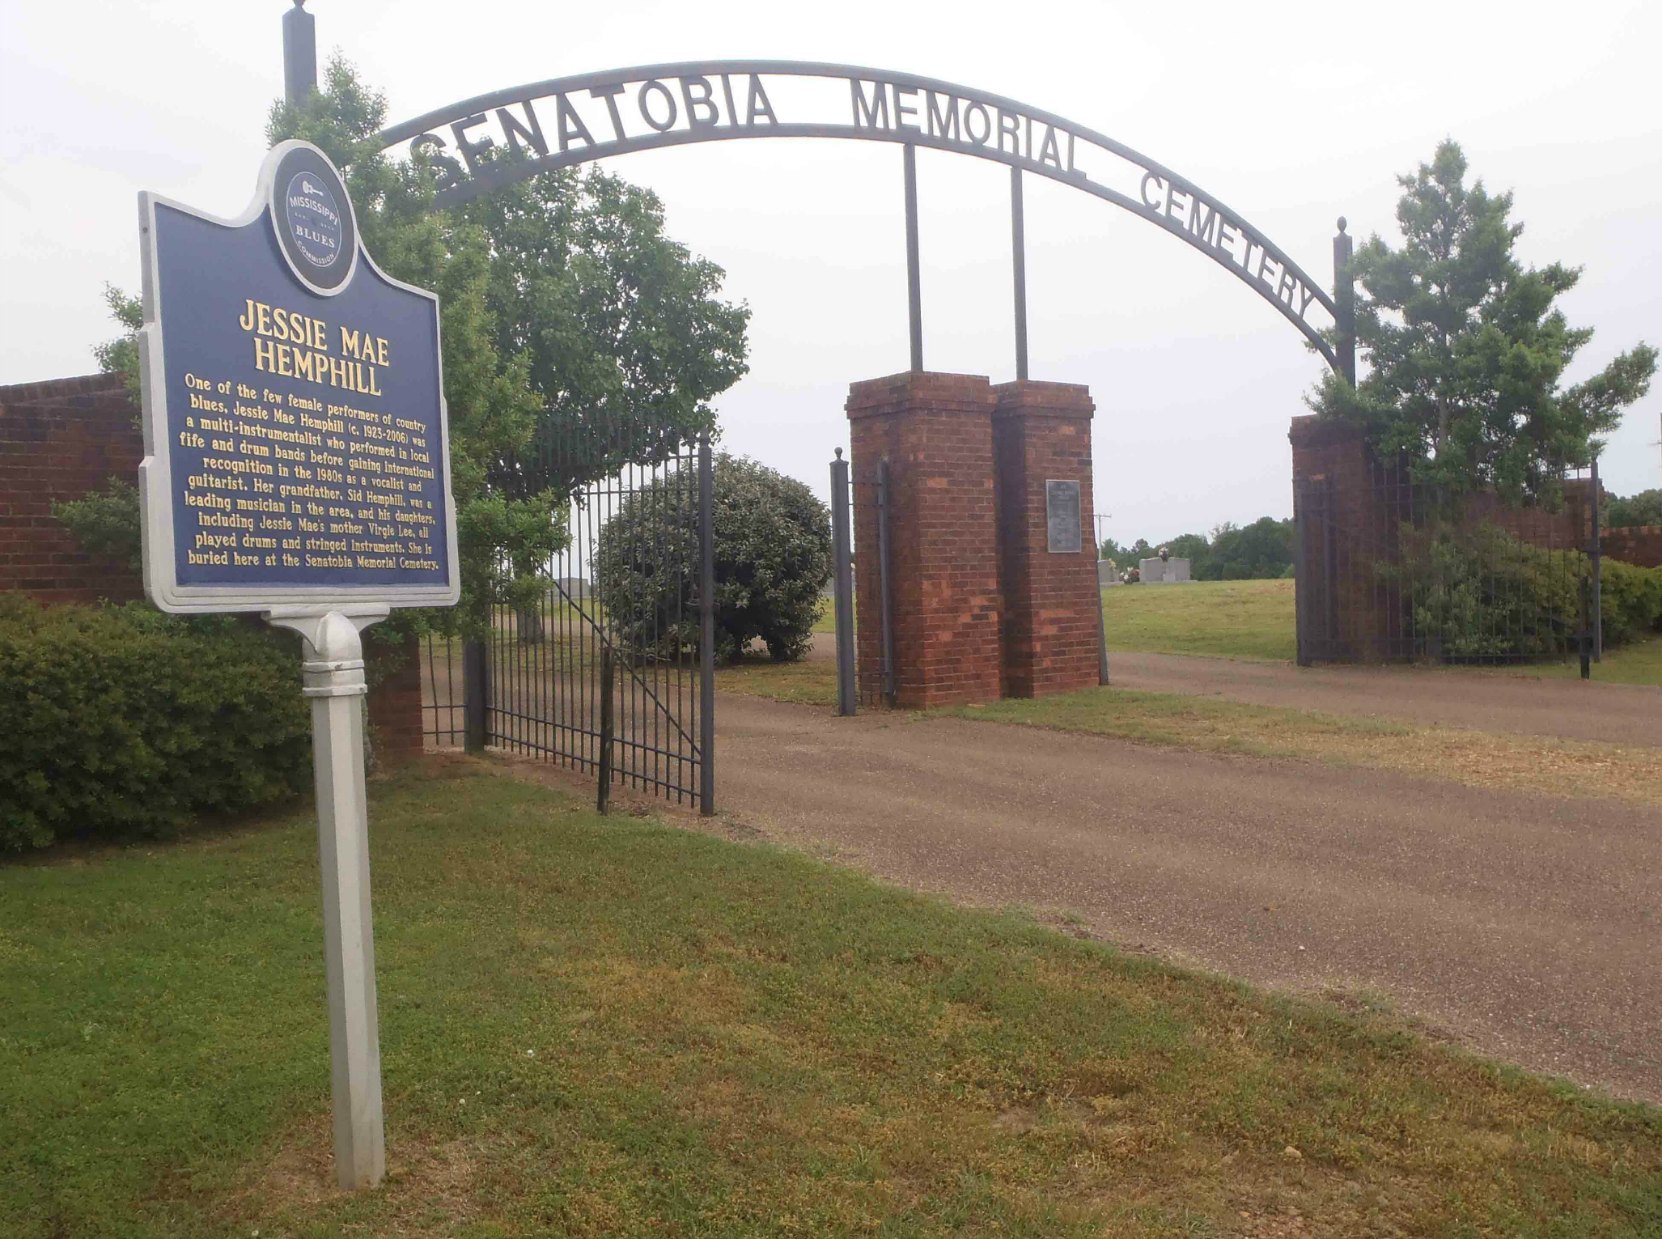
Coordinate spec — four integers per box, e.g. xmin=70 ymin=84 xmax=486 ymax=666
xmin=818 ymin=578 xmax=1662 ymax=686
xmin=1497 ymin=633 xmax=1662 ymax=688
xmin=1103 ymin=579 xmax=1296 ymax=661
xmin=4 ymin=766 xmax=1660 ymax=1237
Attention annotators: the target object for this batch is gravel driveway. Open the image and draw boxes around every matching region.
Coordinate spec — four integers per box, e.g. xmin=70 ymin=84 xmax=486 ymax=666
xmin=714 ymin=691 xmax=1662 ymax=1103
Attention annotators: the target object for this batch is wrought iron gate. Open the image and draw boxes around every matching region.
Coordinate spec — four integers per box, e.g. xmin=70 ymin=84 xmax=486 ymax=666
xmin=1293 ymin=459 xmax=1600 ymax=668
xmin=828 ymin=448 xmax=895 ymax=713
xmin=423 ymin=434 xmax=715 ymax=814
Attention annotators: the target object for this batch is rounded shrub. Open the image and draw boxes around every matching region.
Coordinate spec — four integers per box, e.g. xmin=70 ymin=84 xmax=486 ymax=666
xmin=1600 ymin=557 xmax=1662 ymax=645
xmin=594 ymin=454 xmax=832 ymax=662
xmin=0 ymin=599 xmax=311 ymax=851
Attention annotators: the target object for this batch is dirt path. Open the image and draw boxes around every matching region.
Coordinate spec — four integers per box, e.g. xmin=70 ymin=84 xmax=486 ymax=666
xmin=714 ymin=692 xmax=1662 ymax=1103
xmin=1107 ymin=651 xmax=1661 ymax=746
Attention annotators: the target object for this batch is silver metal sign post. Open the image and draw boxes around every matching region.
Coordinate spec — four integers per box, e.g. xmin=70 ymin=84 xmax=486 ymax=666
xmin=265 ymin=605 xmax=390 ymax=1189
xmin=140 ymin=133 xmax=456 ymax=1191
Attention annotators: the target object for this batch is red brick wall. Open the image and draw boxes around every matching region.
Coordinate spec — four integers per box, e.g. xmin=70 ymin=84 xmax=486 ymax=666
xmin=1604 ymin=525 xmax=1662 ymax=568
xmin=2 ymin=373 xmax=424 ymax=756
xmin=847 ymin=372 xmax=1003 ymax=708
xmin=0 ymin=373 xmax=144 ymax=604
xmin=1468 ymin=482 xmax=1593 ymax=551
xmin=992 ymin=381 xmax=1099 ymax=697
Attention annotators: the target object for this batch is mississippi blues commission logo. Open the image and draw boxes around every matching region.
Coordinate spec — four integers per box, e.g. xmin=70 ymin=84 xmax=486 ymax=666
xmin=268 ymin=142 xmax=356 ymax=295
xmin=284 ymin=172 xmax=343 ymax=268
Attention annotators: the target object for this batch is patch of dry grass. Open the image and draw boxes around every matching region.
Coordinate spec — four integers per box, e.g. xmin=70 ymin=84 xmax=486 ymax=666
xmin=718 ymin=658 xmax=1662 ymax=808
xmin=952 ymin=688 xmax=1662 ymax=808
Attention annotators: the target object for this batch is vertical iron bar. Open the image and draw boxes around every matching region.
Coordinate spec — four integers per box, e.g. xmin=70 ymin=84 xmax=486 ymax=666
xmin=598 ymin=644 xmax=614 ymax=813
xmin=698 ymin=433 xmax=716 ymax=815
xmin=1294 ymin=486 xmax=1310 ymax=665
xmin=877 ymin=457 xmax=896 ymax=707
xmin=831 ymin=448 xmax=857 ymax=715
xmin=1333 ymin=218 xmax=1356 ymax=386
xmin=585 ymin=482 xmax=595 ymax=771
xmin=1323 ymin=479 xmax=1339 ymax=657
xmin=675 ymin=448 xmax=689 ymax=801
xmin=1590 ymin=457 xmax=1603 ymax=662
xmin=1579 ymin=574 xmax=1592 ymax=680
xmin=1094 ymin=564 xmax=1110 ymax=686
xmin=1010 ymin=165 xmax=1029 ymax=382
xmin=422 ymin=634 xmax=437 ymax=746
xmin=903 ymin=144 xmax=923 ymax=372
xmin=281 ymin=0 xmax=317 ymax=108
xmin=462 ymin=638 xmax=487 ymax=752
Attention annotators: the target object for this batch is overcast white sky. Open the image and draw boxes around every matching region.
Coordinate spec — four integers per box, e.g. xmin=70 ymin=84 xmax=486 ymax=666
xmin=2 ymin=0 xmax=1658 ymax=542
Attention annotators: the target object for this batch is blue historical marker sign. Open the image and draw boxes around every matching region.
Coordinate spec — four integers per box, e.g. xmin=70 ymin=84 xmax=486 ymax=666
xmin=138 ymin=140 xmax=458 ymax=612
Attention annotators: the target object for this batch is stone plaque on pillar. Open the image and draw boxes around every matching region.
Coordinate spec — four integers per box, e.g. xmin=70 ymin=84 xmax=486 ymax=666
xmin=994 ymin=381 xmax=1099 ymax=699
xmin=1045 ymin=479 xmax=1082 ymax=553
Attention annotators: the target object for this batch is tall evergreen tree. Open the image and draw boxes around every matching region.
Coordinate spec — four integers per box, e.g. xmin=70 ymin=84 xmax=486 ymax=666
xmin=1311 ymin=140 xmax=1654 ymax=502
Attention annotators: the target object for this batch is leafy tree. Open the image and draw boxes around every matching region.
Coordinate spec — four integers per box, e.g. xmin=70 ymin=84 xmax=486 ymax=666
xmin=1204 ymin=517 xmax=1293 ymax=580
xmin=92 ymin=285 xmax=143 ymax=405
xmin=1163 ymin=532 xmax=1212 ymax=575
xmin=594 ymin=454 xmax=831 ymax=663
xmin=1096 ymin=536 xmax=1128 ymax=564
xmin=70 ymin=58 xmax=750 ymax=639
xmin=1606 ymin=488 xmax=1662 ymax=529
xmin=267 ymin=58 xmax=749 ymax=633
xmin=53 ymin=479 xmax=141 ymax=574
xmin=463 ymin=171 xmax=749 ymax=498
xmin=1311 ymin=140 xmax=1655 ymax=503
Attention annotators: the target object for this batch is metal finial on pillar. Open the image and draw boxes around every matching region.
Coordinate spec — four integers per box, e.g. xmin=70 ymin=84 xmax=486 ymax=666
xmin=283 ymin=0 xmax=318 ymax=106
xmin=1332 ymin=216 xmax=1356 ymax=386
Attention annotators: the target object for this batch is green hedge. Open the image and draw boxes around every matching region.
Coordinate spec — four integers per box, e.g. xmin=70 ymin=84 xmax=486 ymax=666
xmin=1389 ymin=525 xmax=1662 ymax=660
xmin=1601 ymin=557 xmax=1662 ymax=645
xmin=0 ymin=599 xmax=311 ymax=851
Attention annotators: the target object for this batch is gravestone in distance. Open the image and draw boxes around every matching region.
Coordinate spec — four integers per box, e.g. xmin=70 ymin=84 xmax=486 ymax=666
xmin=1140 ymin=557 xmax=1192 ymax=584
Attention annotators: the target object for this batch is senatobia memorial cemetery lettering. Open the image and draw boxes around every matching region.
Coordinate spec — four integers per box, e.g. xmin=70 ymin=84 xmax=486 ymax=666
xmin=137 ymin=139 xmax=459 ymax=1190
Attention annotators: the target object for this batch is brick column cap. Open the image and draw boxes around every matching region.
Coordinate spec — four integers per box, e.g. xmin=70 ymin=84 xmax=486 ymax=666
xmin=1288 ymin=413 xmax=1369 ymax=449
xmin=991 ymin=379 xmax=1094 ymax=420
xmin=846 ymin=370 xmax=995 ymax=420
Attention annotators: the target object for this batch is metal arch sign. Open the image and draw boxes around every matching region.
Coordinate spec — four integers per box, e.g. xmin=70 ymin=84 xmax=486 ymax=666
xmin=377 ymin=60 xmax=1339 ymax=367
xmin=137 ymin=139 xmax=460 ymax=613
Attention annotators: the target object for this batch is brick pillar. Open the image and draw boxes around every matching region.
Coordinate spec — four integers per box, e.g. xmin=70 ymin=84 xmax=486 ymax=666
xmin=992 ymin=380 xmax=1099 ymax=698
xmin=367 ymin=633 xmax=425 ymax=762
xmin=1288 ymin=414 xmax=1402 ymax=662
xmin=846 ymin=372 xmax=1002 ymax=708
